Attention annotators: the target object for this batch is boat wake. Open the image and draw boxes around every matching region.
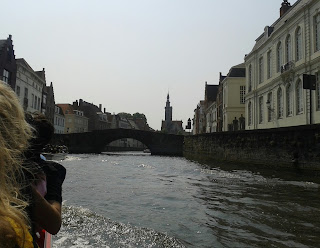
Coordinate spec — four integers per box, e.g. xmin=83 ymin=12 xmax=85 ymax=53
xmin=52 ymin=204 xmax=185 ymax=248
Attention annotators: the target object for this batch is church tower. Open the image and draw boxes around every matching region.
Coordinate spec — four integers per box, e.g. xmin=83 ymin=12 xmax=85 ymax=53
xmin=165 ymin=93 xmax=172 ymax=123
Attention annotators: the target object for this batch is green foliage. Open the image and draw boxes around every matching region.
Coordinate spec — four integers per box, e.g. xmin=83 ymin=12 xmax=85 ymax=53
xmin=118 ymin=112 xmax=132 ymax=118
xmin=133 ymin=112 xmax=146 ymax=121
xmin=118 ymin=112 xmax=147 ymax=122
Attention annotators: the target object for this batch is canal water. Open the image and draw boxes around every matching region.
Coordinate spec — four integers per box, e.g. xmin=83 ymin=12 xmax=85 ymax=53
xmin=52 ymin=152 xmax=320 ymax=248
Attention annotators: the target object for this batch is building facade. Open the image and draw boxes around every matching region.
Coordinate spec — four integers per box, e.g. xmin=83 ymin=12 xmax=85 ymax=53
xmin=45 ymin=82 xmax=55 ymax=124
xmin=245 ymin=0 xmax=320 ymax=130
xmin=0 ymin=35 xmax=17 ymax=89
xmin=15 ymin=58 xmax=45 ymax=113
xmin=222 ymin=63 xmax=246 ymax=131
xmin=72 ymin=99 xmax=110 ymax=131
xmin=57 ymin=104 xmax=88 ymax=133
xmin=54 ymin=105 xmax=65 ymax=134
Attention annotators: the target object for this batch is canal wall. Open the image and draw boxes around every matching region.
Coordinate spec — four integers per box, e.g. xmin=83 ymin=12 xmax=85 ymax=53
xmin=183 ymin=124 xmax=320 ymax=171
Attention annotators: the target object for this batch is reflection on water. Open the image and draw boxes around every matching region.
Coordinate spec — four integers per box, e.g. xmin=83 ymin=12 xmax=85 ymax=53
xmin=53 ymin=154 xmax=320 ymax=248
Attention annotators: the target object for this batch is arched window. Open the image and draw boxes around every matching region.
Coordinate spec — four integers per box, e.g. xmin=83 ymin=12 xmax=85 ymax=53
xmin=248 ymin=64 xmax=252 ymax=92
xmin=286 ymin=83 xmax=293 ymax=116
xmin=296 ymin=27 xmax=302 ymax=61
xmin=259 ymin=96 xmax=263 ymax=124
xmin=315 ymin=14 xmax=320 ymax=52
xmin=259 ymin=57 xmax=264 ymax=84
xmin=277 ymin=42 xmax=283 ymax=72
xmin=296 ymin=79 xmax=303 ymax=114
xmin=277 ymin=87 xmax=283 ymax=118
xmin=248 ymin=101 xmax=252 ymax=126
xmin=267 ymin=92 xmax=273 ymax=122
xmin=286 ymin=35 xmax=291 ymax=63
xmin=267 ymin=50 xmax=272 ymax=79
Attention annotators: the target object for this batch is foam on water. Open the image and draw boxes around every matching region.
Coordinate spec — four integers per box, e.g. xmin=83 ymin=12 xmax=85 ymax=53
xmin=52 ymin=204 xmax=186 ymax=248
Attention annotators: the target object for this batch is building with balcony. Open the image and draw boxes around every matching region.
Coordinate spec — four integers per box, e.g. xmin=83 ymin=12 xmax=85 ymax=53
xmin=245 ymin=0 xmax=320 ymax=130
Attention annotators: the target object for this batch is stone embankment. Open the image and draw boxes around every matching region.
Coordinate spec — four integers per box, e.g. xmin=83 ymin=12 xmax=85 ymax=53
xmin=183 ymin=124 xmax=320 ymax=171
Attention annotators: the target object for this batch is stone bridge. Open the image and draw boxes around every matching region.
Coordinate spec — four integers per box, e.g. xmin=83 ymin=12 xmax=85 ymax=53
xmin=52 ymin=128 xmax=184 ymax=156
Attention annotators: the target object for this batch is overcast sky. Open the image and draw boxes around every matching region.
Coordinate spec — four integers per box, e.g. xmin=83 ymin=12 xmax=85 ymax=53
xmin=1 ymin=0 xmax=291 ymax=130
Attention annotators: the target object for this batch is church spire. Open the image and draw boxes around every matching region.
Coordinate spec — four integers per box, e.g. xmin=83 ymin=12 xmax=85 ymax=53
xmin=165 ymin=93 xmax=172 ymax=122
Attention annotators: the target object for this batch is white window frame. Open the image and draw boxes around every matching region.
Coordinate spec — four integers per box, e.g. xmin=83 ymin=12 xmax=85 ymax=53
xmin=296 ymin=80 xmax=303 ymax=114
xmin=278 ymin=88 xmax=283 ymax=118
xmin=286 ymin=35 xmax=291 ymax=63
xmin=259 ymin=96 xmax=263 ymax=124
xmin=267 ymin=50 xmax=272 ymax=79
xmin=286 ymin=83 xmax=293 ymax=116
xmin=296 ymin=27 xmax=302 ymax=61
xmin=259 ymin=57 xmax=264 ymax=84
xmin=277 ymin=42 xmax=283 ymax=73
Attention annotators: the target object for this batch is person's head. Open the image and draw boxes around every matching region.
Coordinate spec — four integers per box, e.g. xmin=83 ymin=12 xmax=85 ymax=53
xmin=0 ymin=81 xmax=33 ymax=245
xmin=25 ymin=112 xmax=54 ymax=156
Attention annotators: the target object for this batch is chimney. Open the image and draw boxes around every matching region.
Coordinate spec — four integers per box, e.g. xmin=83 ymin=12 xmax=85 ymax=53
xmin=104 ymin=108 xmax=106 ymax=113
xmin=99 ymin=104 xmax=102 ymax=111
xmin=79 ymin=99 xmax=83 ymax=106
xmin=8 ymin=34 xmax=12 ymax=40
xmin=280 ymin=0 xmax=291 ymax=18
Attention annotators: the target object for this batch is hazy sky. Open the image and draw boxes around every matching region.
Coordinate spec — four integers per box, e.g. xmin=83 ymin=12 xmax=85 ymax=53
xmin=2 ymin=0 xmax=291 ymax=130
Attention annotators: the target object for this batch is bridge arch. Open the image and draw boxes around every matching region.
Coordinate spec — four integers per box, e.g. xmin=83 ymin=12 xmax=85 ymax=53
xmin=52 ymin=128 xmax=184 ymax=156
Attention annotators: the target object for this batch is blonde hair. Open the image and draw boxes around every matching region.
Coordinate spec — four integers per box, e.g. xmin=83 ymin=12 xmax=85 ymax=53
xmin=0 ymin=81 xmax=33 ymax=246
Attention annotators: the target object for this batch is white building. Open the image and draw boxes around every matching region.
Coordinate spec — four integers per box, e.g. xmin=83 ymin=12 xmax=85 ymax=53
xmin=245 ymin=0 xmax=320 ymax=130
xmin=206 ymin=101 xmax=217 ymax=133
xmin=54 ymin=105 xmax=65 ymax=134
xmin=221 ymin=63 xmax=246 ymax=131
xmin=15 ymin=58 xmax=45 ymax=113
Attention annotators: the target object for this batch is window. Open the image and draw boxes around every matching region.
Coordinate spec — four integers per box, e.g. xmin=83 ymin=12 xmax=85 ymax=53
xmin=267 ymin=92 xmax=273 ymax=122
xmin=16 ymin=86 xmax=20 ymax=97
xmin=259 ymin=96 xmax=263 ymax=124
xmin=31 ymin=94 xmax=35 ymax=108
xmin=38 ymin=98 xmax=40 ymax=110
xmin=286 ymin=35 xmax=291 ymax=63
xmin=277 ymin=87 xmax=283 ymax=118
xmin=286 ymin=83 xmax=293 ymax=116
xmin=240 ymin=86 xmax=245 ymax=104
xmin=277 ymin=42 xmax=283 ymax=72
xmin=296 ymin=80 xmax=303 ymax=114
xmin=248 ymin=101 xmax=252 ymax=126
xmin=259 ymin=57 xmax=264 ymax=84
xmin=248 ymin=64 xmax=252 ymax=92
xmin=2 ymin=69 xmax=10 ymax=83
xmin=317 ymin=72 xmax=320 ymax=110
xmin=267 ymin=50 xmax=272 ymax=79
xmin=24 ymin=87 xmax=28 ymax=98
xmin=315 ymin=14 xmax=320 ymax=52
xmin=296 ymin=27 xmax=302 ymax=61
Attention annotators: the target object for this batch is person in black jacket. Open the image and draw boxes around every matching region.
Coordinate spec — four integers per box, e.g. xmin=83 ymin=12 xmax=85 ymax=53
xmin=24 ymin=112 xmax=66 ymax=246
